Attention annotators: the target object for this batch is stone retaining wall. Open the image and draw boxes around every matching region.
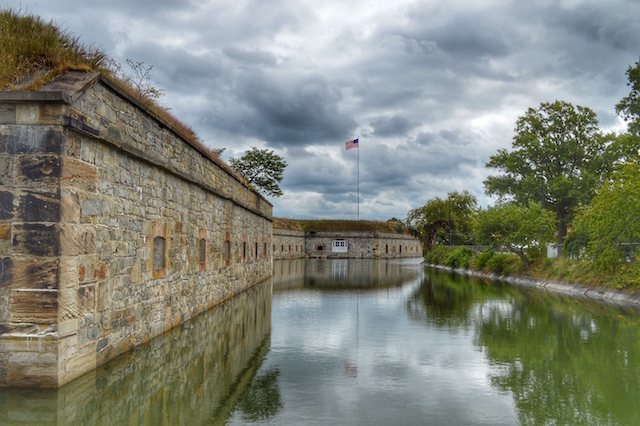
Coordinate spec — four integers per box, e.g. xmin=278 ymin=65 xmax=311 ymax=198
xmin=0 ymin=72 xmax=272 ymax=387
xmin=272 ymin=227 xmax=422 ymax=259
xmin=272 ymin=228 xmax=306 ymax=260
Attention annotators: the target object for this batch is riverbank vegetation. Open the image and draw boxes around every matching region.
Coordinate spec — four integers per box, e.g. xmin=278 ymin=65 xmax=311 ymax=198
xmin=410 ymin=60 xmax=640 ymax=292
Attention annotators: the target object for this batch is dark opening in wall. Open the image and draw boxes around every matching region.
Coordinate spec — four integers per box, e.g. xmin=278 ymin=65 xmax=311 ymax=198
xmin=399 ymin=245 xmax=402 ymax=253
xmin=385 ymin=244 xmax=388 ymax=254
xmin=199 ymin=239 xmax=206 ymax=264
xmin=243 ymin=241 xmax=247 ymax=260
xmin=264 ymin=242 xmax=267 ymax=257
xmin=225 ymin=232 xmax=231 ymax=266
xmin=153 ymin=237 xmax=166 ymax=270
xmin=317 ymin=244 xmax=324 ymax=251
xmin=255 ymin=242 xmax=258 ymax=260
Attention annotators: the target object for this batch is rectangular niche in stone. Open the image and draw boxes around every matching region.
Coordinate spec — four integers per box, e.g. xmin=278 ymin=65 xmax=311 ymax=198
xmin=153 ymin=236 xmax=166 ymax=270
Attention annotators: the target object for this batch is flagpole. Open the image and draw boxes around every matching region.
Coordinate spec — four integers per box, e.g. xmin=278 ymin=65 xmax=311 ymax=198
xmin=357 ymin=142 xmax=359 ymax=220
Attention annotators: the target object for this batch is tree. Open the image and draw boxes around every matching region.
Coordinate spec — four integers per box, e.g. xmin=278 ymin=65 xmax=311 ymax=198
xmin=572 ymin=163 xmax=640 ymax=272
xmin=406 ymin=190 xmax=477 ymax=251
xmin=616 ymin=60 xmax=640 ymax=138
xmin=229 ymin=147 xmax=287 ymax=197
xmin=474 ymin=202 xmax=556 ymax=275
xmin=484 ymin=100 xmax=620 ymax=253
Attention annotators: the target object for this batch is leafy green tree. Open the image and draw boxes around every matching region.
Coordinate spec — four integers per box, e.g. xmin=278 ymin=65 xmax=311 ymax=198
xmin=229 ymin=147 xmax=287 ymax=197
xmin=474 ymin=202 xmax=556 ymax=274
xmin=616 ymin=60 xmax=640 ymax=138
xmin=484 ymin=100 xmax=620 ymax=253
xmin=572 ymin=163 xmax=640 ymax=272
xmin=406 ymin=190 xmax=477 ymax=251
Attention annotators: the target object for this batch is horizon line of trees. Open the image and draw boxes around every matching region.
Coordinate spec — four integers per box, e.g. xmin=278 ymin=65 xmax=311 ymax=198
xmin=406 ymin=60 xmax=640 ymax=275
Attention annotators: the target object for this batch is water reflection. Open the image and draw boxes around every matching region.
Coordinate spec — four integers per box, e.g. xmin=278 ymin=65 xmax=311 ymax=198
xmin=273 ymin=258 xmax=424 ymax=291
xmin=0 ymin=280 xmax=273 ymax=426
xmin=413 ymin=269 xmax=640 ymax=425
xmin=4 ymin=261 xmax=640 ymax=425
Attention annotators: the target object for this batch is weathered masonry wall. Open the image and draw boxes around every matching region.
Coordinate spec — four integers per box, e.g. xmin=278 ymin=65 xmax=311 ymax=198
xmin=272 ymin=226 xmax=422 ymax=260
xmin=0 ymin=72 xmax=272 ymax=387
xmin=272 ymin=228 xmax=306 ymax=260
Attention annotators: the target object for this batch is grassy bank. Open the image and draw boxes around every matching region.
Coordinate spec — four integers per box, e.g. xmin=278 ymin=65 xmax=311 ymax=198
xmin=424 ymin=245 xmax=640 ymax=292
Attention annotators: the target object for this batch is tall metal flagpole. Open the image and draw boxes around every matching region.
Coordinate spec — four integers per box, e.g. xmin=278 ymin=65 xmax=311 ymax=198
xmin=357 ymin=142 xmax=359 ymax=220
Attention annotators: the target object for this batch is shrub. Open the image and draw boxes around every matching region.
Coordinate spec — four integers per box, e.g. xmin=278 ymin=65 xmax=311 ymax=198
xmin=486 ymin=253 xmax=519 ymax=275
xmin=445 ymin=247 xmax=474 ymax=268
xmin=473 ymin=250 xmax=495 ymax=270
xmin=424 ymin=245 xmax=453 ymax=265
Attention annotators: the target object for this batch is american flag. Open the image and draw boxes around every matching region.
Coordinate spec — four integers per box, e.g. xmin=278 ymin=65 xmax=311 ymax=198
xmin=345 ymin=138 xmax=359 ymax=150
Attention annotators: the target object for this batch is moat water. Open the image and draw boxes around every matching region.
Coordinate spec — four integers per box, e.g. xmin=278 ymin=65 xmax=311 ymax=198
xmin=2 ymin=258 xmax=640 ymax=425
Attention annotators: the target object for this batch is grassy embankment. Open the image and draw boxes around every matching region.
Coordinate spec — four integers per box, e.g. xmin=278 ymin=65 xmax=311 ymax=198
xmin=424 ymin=245 xmax=640 ymax=293
xmin=0 ymin=8 xmax=226 ymax=163
xmin=273 ymin=218 xmax=413 ymax=234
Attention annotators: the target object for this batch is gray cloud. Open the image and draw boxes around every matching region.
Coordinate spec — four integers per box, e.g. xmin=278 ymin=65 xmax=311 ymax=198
xmin=6 ymin=0 xmax=638 ymax=221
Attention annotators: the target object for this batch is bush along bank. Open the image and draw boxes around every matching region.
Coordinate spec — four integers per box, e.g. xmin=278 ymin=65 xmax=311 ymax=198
xmin=424 ymin=245 xmax=640 ymax=308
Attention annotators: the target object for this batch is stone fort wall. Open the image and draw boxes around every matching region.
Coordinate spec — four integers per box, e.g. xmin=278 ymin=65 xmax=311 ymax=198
xmin=273 ymin=227 xmax=423 ymax=260
xmin=0 ymin=72 xmax=272 ymax=387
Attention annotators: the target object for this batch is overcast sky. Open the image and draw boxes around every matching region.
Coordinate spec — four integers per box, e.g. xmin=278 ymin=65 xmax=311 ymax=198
xmin=7 ymin=0 xmax=639 ymax=220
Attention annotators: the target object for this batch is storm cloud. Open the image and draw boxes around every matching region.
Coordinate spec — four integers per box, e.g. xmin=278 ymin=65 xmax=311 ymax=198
xmin=8 ymin=0 xmax=638 ymax=220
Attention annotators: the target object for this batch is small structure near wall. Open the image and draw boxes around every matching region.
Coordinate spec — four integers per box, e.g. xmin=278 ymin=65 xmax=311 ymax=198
xmin=272 ymin=219 xmax=423 ymax=260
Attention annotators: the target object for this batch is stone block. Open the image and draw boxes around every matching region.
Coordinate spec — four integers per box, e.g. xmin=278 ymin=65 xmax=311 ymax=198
xmin=60 ymin=157 xmax=97 ymax=191
xmin=59 ymin=224 xmax=95 ymax=256
xmin=0 ymin=104 xmax=16 ymax=123
xmin=58 ymin=318 xmax=79 ymax=337
xmin=10 ymin=290 xmax=58 ymax=323
xmin=12 ymin=223 xmax=59 ymax=257
xmin=58 ymin=288 xmax=78 ymax=322
xmin=0 ymin=225 xmax=9 ymax=240
xmin=16 ymin=155 xmax=61 ymax=186
xmin=60 ymin=188 xmax=80 ymax=224
xmin=17 ymin=191 xmax=60 ymax=223
xmin=78 ymin=285 xmax=95 ymax=315
xmin=59 ymin=256 xmax=78 ymax=289
xmin=0 ymin=155 xmax=12 ymax=185
xmin=1 ymin=258 xmax=58 ymax=290
xmin=0 ymin=191 xmax=14 ymax=221
xmin=0 ymin=127 xmax=63 ymax=154
xmin=81 ymin=199 xmax=102 ymax=217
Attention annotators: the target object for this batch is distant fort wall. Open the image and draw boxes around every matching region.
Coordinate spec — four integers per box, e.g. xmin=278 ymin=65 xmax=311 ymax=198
xmin=273 ymin=226 xmax=423 ymax=260
xmin=0 ymin=72 xmax=272 ymax=387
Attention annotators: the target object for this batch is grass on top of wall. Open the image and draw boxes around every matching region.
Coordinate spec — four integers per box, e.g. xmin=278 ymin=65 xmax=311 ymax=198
xmin=273 ymin=218 xmax=413 ymax=234
xmin=0 ymin=8 xmax=223 ymax=165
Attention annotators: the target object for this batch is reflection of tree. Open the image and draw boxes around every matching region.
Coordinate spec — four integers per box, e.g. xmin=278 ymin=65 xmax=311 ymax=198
xmin=236 ymin=368 xmax=283 ymax=422
xmin=407 ymin=269 xmax=506 ymax=329
xmin=476 ymin=292 xmax=640 ymax=425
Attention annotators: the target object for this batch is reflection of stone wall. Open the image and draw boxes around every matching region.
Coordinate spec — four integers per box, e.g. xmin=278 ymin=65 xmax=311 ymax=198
xmin=272 ymin=227 xmax=423 ymax=260
xmin=272 ymin=259 xmax=306 ymax=290
xmin=0 ymin=279 xmax=272 ymax=425
xmin=0 ymin=72 xmax=272 ymax=387
xmin=273 ymin=258 xmax=423 ymax=291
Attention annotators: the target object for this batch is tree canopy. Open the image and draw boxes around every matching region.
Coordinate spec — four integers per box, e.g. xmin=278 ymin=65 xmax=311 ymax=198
xmin=474 ymin=202 xmax=556 ymax=274
xmin=483 ymin=100 xmax=621 ymax=252
xmin=616 ymin=60 xmax=640 ymax=138
xmin=405 ymin=190 xmax=477 ymax=250
xmin=572 ymin=163 xmax=640 ymax=272
xmin=229 ymin=147 xmax=287 ymax=197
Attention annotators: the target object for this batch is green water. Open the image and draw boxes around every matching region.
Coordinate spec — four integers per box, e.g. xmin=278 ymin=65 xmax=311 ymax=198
xmin=1 ymin=259 xmax=639 ymax=425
